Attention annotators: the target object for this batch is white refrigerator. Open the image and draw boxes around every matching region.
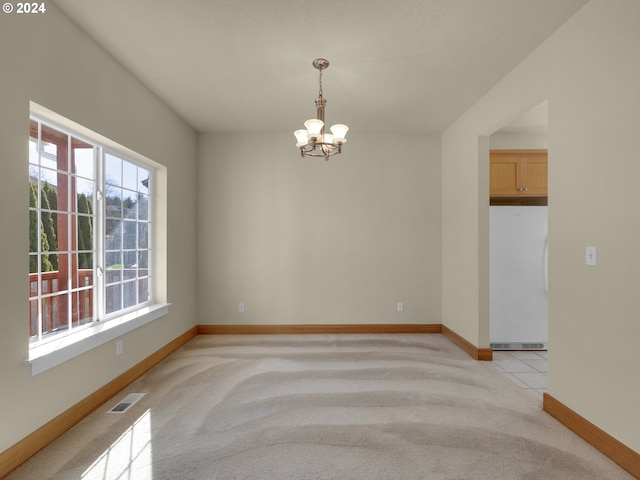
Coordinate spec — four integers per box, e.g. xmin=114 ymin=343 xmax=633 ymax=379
xmin=490 ymin=206 xmax=548 ymax=350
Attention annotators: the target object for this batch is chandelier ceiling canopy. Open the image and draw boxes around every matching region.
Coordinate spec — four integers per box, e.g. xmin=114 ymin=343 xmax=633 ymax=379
xmin=294 ymin=58 xmax=348 ymax=160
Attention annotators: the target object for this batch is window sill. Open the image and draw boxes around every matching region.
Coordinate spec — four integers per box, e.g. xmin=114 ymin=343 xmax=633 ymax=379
xmin=24 ymin=303 xmax=170 ymax=376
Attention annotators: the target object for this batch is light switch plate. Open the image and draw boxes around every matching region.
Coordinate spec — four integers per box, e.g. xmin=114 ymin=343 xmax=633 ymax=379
xmin=586 ymin=246 xmax=597 ymax=266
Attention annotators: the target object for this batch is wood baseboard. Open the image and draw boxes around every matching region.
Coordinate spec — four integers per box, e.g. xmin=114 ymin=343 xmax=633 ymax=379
xmin=441 ymin=324 xmax=493 ymax=361
xmin=543 ymin=393 xmax=640 ymax=479
xmin=200 ymin=324 xmax=495 ymax=361
xmin=198 ymin=323 xmax=442 ymax=335
xmin=0 ymin=326 xmax=198 ymax=480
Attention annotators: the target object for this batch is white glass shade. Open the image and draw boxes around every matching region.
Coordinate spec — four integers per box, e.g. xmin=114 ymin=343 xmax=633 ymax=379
xmin=294 ymin=129 xmax=309 ymax=147
xmin=322 ymin=133 xmax=334 ymax=145
xmin=304 ymin=118 xmax=324 ymax=137
xmin=330 ymin=124 xmax=349 ymax=143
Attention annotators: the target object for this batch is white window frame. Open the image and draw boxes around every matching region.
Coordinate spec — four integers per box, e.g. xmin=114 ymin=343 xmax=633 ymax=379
xmin=25 ymin=104 xmax=168 ymax=376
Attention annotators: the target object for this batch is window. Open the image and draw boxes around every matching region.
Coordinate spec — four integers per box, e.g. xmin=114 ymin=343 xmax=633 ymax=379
xmin=103 ymin=152 xmax=151 ymax=316
xmin=28 ymin=113 xmax=158 ymax=358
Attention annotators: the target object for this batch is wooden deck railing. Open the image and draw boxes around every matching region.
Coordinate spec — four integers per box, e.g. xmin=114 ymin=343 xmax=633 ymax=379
xmin=29 ymin=268 xmax=148 ymax=340
xmin=29 ymin=269 xmax=93 ymax=338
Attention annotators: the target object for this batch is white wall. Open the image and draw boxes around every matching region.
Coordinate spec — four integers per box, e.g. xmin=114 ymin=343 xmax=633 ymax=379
xmin=197 ymin=132 xmax=441 ymax=326
xmin=489 ymin=133 xmax=548 ymax=150
xmin=442 ymin=0 xmax=639 ymax=453
xmin=0 ymin=5 xmax=197 ymax=452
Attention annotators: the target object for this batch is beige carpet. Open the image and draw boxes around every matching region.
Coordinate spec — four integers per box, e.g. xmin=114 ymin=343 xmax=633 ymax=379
xmin=7 ymin=334 xmax=635 ymax=479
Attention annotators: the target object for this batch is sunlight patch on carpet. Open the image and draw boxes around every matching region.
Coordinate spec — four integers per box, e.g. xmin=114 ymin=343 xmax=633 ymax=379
xmin=82 ymin=409 xmax=152 ymax=480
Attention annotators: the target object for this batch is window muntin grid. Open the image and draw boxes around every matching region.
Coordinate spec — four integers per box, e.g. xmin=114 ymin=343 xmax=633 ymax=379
xmin=29 ymin=117 xmax=153 ymax=346
xmin=103 ymin=152 xmax=152 ymax=316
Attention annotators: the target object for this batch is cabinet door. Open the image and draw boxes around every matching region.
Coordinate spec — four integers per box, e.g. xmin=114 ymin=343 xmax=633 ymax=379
xmin=490 ymin=154 xmax=519 ymax=196
xmin=522 ymin=152 xmax=548 ymax=196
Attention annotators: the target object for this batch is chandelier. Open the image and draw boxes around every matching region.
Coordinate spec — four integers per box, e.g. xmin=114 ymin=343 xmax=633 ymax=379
xmin=294 ymin=58 xmax=349 ymax=159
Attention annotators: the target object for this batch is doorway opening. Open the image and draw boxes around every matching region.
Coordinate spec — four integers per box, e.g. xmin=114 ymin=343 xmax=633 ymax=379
xmin=488 ymin=100 xmax=548 ymax=351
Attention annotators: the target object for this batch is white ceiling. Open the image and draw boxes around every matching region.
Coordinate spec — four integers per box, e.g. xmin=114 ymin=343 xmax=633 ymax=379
xmin=51 ymin=0 xmax=586 ymax=134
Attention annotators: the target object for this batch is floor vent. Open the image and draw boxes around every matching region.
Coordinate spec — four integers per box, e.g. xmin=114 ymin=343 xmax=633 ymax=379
xmin=490 ymin=342 xmax=547 ymax=351
xmin=108 ymin=393 xmax=146 ymax=413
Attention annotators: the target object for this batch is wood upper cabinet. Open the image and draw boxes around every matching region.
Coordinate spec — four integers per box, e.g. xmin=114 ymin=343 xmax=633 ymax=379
xmin=490 ymin=149 xmax=547 ymax=197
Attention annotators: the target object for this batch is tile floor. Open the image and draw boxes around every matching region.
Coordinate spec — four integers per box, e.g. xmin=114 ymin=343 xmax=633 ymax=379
xmin=491 ymin=350 xmax=548 ymax=398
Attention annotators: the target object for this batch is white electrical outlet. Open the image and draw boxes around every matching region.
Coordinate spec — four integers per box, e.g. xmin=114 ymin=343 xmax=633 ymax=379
xmin=397 ymin=302 xmax=404 ymax=312
xmin=239 ymin=303 xmax=245 ymax=313
xmin=116 ymin=340 xmax=123 ymax=356
xmin=586 ymin=246 xmax=597 ymax=266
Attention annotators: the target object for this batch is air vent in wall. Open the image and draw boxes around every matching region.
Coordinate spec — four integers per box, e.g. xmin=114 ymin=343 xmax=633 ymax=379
xmin=108 ymin=393 xmax=146 ymax=413
xmin=490 ymin=342 xmax=547 ymax=351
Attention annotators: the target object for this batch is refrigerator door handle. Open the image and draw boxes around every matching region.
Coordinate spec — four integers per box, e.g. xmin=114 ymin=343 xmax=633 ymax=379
xmin=542 ymin=235 xmax=549 ymax=297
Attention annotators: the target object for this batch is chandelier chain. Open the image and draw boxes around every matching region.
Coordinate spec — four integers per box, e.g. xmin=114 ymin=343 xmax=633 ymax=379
xmin=318 ymin=68 xmax=323 ymax=98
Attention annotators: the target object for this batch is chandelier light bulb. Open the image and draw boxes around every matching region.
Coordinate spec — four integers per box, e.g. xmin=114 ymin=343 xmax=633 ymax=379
xmin=294 ymin=129 xmax=309 ymax=147
xmin=330 ymin=124 xmax=349 ymax=143
xmin=304 ymin=118 xmax=324 ymax=138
